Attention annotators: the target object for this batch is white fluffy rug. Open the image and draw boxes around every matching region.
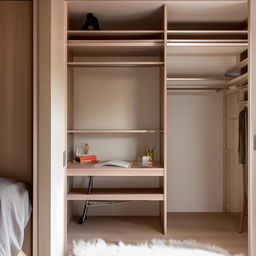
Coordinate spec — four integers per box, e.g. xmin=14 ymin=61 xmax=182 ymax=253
xmin=72 ymin=239 xmax=245 ymax=256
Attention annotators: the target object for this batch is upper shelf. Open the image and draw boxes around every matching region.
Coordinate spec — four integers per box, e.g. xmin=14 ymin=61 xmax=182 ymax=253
xmin=68 ymin=40 xmax=163 ymax=57
xmin=67 ymin=61 xmax=164 ymax=67
xmin=167 ymin=42 xmax=248 ymax=56
xmin=168 ymin=30 xmax=248 ymax=35
xmin=67 ymin=129 xmax=163 ymax=134
xmin=68 ymin=30 xmax=164 ymax=40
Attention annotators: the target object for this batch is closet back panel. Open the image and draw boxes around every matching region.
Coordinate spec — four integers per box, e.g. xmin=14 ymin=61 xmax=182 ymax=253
xmin=72 ymin=66 xmax=161 ymax=215
xmin=168 ymin=92 xmax=224 ymax=212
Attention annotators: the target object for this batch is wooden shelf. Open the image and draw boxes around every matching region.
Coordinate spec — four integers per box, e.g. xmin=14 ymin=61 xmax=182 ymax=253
xmin=167 ymin=76 xmax=230 ymax=81
xmin=68 ymin=40 xmax=163 ymax=47
xmin=167 ymin=43 xmax=248 ymax=56
xmin=67 ymin=161 xmax=164 ymax=177
xmin=227 ymin=73 xmax=248 ymax=87
xmin=67 ymin=188 xmax=164 ymax=201
xmin=168 ymin=39 xmax=248 ymax=43
xmin=68 ymin=30 xmax=164 ymax=38
xmin=168 ymin=30 xmax=248 ymax=35
xmin=67 ymin=62 xmax=164 ymax=67
xmin=226 ymin=58 xmax=248 ymax=76
xmin=68 ymin=40 xmax=163 ymax=57
xmin=67 ymin=129 xmax=162 ymax=134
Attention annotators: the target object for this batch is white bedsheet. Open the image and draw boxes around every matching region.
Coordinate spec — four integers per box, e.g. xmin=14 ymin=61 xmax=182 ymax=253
xmin=0 ymin=178 xmax=32 ymax=256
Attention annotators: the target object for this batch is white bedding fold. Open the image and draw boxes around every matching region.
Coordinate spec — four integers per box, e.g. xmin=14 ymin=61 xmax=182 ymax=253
xmin=0 ymin=178 xmax=32 ymax=256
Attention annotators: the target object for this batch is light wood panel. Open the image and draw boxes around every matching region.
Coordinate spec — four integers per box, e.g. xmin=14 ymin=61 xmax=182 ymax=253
xmin=167 ymin=45 xmax=248 ymax=56
xmin=249 ymin=0 xmax=256 ymax=254
xmin=167 ymin=76 xmax=230 ymax=81
xmin=160 ymin=3 xmax=168 ymax=235
xmin=68 ymin=39 xmax=163 ymax=46
xmin=67 ymin=188 xmax=164 ymax=201
xmin=168 ymin=30 xmax=248 ymax=35
xmin=67 ymin=161 xmax=164 ymax=177
xmin=67 ymin=129 xmax=162 ymax=134
xmin=68 ymin=62 xmax=164 ymax=67
xmin=68 ymin=30 xmax=163 ymax=38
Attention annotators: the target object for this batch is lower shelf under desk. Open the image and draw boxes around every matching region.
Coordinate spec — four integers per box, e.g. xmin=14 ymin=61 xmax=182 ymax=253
xmin=67 ymin=188 xmax=164 ymax=201
xmin=67 ymin=161 xmax=164 ymax=177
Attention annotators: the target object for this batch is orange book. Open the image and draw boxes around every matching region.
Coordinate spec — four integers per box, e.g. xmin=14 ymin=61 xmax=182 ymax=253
xmin=76 ymin=155 xmax=97 ymax=163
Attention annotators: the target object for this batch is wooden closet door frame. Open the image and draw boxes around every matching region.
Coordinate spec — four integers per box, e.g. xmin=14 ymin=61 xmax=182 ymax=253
xmin=248 ymin=0 xmax=256 ymax=255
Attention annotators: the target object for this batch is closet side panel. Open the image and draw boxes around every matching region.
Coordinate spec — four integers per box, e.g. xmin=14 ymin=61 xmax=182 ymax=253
xmin=167 ymin=92 xmax=224 ymax=212
xmin=249 ymin=0 xmax=256 ymax=254
xmin=50 ymin=0 xmax=67 ymax=255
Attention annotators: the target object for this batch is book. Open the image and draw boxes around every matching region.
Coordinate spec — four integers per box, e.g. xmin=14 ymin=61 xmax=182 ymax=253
xmin=95 ymin=160 xmax=132 ymax=168
xmin=76 ymin=155 xmax=97 ymax=163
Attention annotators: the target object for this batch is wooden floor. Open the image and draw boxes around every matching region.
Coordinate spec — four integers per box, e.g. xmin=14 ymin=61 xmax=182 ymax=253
xmin=67 ymin=213 xmax=248 ymax=255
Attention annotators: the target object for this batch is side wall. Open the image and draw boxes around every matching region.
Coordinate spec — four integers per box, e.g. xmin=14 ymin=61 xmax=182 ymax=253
xmin=0 ymin=1 xmax=32 ymax=183
xmin=0 ymin=1 xmax=33 ymax=255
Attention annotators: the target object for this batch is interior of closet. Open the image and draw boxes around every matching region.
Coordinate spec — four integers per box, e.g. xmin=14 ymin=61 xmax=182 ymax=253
xmin=66 ymin=1 xmax=248 ymax=254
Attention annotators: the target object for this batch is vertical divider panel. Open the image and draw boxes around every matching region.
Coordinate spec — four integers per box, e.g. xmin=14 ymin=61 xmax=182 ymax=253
xmin=64 ymin=1 xmax=69 ymax=255
xmin=249 ymin=0 xmax=256 ymax=254
xmin=160 ymin=4 xmax=168 ymax=235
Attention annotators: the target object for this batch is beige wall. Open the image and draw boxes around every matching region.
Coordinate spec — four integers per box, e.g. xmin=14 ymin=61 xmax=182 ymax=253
xmin=0 ymin=1 xmax=33 ymax=255
xmin=168 ymin=91 xmax=224 ymax=212
xmin=0 ymin=1 xmax=32 ymax=183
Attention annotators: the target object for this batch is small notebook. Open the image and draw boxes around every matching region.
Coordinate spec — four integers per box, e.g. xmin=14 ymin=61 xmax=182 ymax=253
xmin=95 ymin=160 xmax=132 ymax=168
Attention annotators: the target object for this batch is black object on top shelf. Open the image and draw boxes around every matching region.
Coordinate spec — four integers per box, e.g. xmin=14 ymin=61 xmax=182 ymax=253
xmin=81 ymin=13 xmax=101 ymax=30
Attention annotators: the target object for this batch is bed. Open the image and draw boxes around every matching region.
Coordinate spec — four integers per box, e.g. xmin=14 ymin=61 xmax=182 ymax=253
xmin=0 ymin=177 xmax=32 ymax=256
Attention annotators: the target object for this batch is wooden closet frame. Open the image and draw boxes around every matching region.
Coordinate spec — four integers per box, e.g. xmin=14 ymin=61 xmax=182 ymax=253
xmin=65 ymin=3 xmax=168 ymax=234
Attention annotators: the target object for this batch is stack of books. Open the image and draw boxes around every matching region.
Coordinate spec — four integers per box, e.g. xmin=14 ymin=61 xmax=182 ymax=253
xmin=76 ymin=155 xmax=97 ymax=163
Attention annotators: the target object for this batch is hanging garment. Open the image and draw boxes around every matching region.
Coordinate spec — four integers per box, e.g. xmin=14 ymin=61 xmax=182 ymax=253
xmin=238 ymin=106 xmax=248 ymax=164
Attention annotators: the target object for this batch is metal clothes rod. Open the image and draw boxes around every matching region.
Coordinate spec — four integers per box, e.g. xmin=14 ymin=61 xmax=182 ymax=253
xmin=167 ymin=87 xmax=224 ymax=91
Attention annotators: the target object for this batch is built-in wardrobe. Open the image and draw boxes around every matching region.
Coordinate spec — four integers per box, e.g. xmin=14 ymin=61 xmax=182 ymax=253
xmin=65 ymin=0 xmax=249 ymax=254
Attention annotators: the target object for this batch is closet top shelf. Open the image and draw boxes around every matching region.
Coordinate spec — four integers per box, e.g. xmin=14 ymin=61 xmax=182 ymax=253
xmin=167 ymin=44 xmax=248 ymax=56
xmin=68 ymin=30 xmax=164 ymax=39
xmin=68 ymin=40 xmax=163 ymax=47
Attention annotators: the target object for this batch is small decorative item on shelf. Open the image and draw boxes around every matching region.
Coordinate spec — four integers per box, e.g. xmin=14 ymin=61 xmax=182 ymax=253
xmin=146 ymin=148 xmax=155 ymax=162
xmin=76 ymin=143 xmax=90 ymax=156
xmin=81 ymin=13 xmax=100 ymax=30
xmin=75 ymin=143 xmax=97 ymax=163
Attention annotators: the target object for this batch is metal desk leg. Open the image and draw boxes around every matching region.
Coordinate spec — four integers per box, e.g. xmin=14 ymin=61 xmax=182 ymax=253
xmin=79 ymin=176 xmax=94 ymax=224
